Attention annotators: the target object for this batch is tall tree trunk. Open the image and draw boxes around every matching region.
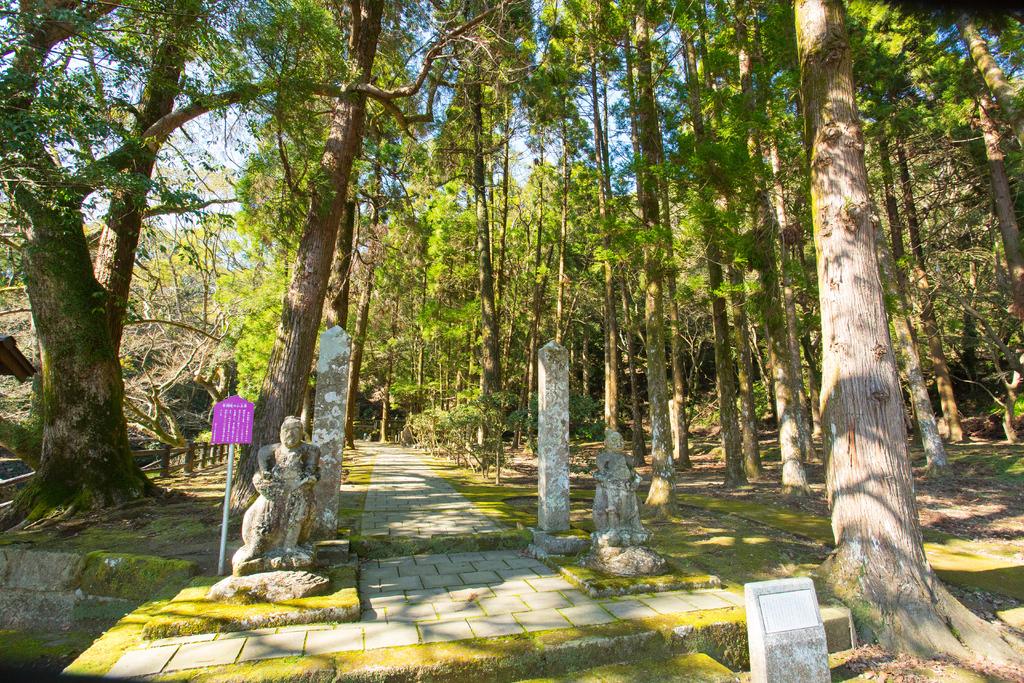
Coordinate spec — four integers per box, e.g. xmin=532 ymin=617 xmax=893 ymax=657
xmin=470 ymin=72 xmax=501 ymax=397
xmin=620 ymin=280 xmax=648 ymax=466
xmin=555 ymin=121 xmax=570 ymax=344
xmin=958 ymin=15 xmax=1024 ymax=148
xmin=7 ymin=197 xmax=151 ymax=524
xmin=237 ymin=0 xmax=384 ymax=507
xmin=632 ymin=14 xmax=674 ymax=514
xmin=895 ymin=141 xmax=964 ymax=442
xmin=683 ymin=30 xmax=745 ymax=486
xmin=326 ymin=200 xmax=357 ymax=329
xmin=796 ymin=0 xmax=1018 ymax=661
xmin=978 ymin=96 xmax=1024 ymax=322
xmin=591 ymin=58 xmax=620 ymax=433
xmin=346 ymin=262 xmax=376 ymax=447
xmin=768 ymin=140 xmax=816 ymax=463
xmin=729 ymin=265 xmax=762 ymax=480
xmin=877 ymin=135 xmax=948 ymax=473
xmin=92 ymin=13 xmax=198 ymax=350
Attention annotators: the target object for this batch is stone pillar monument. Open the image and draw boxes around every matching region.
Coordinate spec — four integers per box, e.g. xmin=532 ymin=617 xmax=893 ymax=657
xmin=311 ymin=325 xmax=351 ymax=540
xmin=538 ymin=340 xmax=570 ymax=532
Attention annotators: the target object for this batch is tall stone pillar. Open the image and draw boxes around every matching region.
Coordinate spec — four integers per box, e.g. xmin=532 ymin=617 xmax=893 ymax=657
xmin=311 ymin=325 xmax=351 ymax=540
xmin=538 ymin=340 xmax=570 ymax=532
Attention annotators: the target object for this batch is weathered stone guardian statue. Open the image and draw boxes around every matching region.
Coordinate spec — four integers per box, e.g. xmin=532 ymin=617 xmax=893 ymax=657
xmin=586 ymin=430 xmax=666 ymax=576
xmin=232 ymin=416 xmax=321 ymax=576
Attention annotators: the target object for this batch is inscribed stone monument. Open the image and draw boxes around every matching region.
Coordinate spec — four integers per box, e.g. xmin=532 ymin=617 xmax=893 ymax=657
xmin=745 ymin=577 xmax=830 ymax=683
xmin=230 ymin=417 xmax=321 ymax=577
xmin=311 ymin=325 xmax=351 ymax=540
xmin=537 ymin=340 xmax=569 ymax=532
xmin=585 ymin=430 xmax=665 ymax=576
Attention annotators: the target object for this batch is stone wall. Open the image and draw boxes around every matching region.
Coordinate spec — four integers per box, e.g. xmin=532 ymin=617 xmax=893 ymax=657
xmin=0 ymin=547 xmax=196 ymax=631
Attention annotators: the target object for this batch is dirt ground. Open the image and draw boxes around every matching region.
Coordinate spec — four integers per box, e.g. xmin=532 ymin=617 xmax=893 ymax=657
xmin=500 ymin=433 xmax=1024 ymax=552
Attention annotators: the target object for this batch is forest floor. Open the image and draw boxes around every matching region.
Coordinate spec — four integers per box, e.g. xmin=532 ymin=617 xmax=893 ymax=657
xmin=0 ymin=437 xmax=1021 ymax=680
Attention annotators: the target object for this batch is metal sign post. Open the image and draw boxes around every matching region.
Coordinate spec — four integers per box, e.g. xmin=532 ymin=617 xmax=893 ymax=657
xmin=211 ymin=396 xmax=255 ymax=576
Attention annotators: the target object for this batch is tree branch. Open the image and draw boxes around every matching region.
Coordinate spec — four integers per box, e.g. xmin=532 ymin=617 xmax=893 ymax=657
xmin=123 ymin=318 xmax=223 ymax=342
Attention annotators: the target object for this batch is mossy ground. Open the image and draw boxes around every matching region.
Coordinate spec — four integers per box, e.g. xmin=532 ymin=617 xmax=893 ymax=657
xmin=514 ymin=653 xmax=735 ymax=682
xmin=554 ymin=558 xmax=720 ymax=598
xmin=675 ymin=493 xmax=1024 ymax=602
xmin=0 ymin=629 xmax=99 ymax=671
xmin=142 ymin=566 xmax=359 ymax=638
xmin=80 ymin=551 xmax=197 ymax=601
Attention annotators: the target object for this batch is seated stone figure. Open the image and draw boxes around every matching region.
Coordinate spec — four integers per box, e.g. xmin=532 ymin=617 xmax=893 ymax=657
xmin=592 ymin=430 xmax=650 ymax=548
xmin=586 ymin=430 xmax=665 ymax=576
xmin=232 ymin=416 xmax=321 ymax=576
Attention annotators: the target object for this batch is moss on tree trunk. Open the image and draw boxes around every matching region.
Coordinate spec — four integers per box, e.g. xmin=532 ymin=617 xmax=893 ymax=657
xmin=6 ymin=195 xmax=150 ymax=525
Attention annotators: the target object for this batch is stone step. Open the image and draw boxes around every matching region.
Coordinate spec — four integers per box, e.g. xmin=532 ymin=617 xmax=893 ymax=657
xmin=514 ymin=653 xmax=736 ymax=682
xmin=315 ymin=539 xmax=350 ymax=566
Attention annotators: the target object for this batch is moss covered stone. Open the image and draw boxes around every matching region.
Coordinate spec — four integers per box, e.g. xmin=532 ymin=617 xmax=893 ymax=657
xmin=141 ymin=566 xmax=359 ymax=639
xmin=554 ymin=559 xmax=720 ymax=599
xmin=80 ymin=551 xmax=197 ymax=601
xmin=155 ymin=619 xmax=667 ymax=683
xmin=351 ymin=528 xmax=530 ymax=559
xmin=515 ymin=653 xmax=735 ymax=682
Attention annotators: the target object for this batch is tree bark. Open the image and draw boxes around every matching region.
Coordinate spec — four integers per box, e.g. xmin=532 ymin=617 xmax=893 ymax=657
xmin=682 ymin=30 xmax=745 ymax=486
xmin=345 ymin=261 xmax=376 ymax=448
xmin=978 ymin=96 xmax=1024 ymax=322
xmin=958 ymin=15 xmax=1024 ymax=148
xmin=877 ymin=135 xmax=947 ymax=473
xmin=895 ymin=141 xmax=964 ymax=442
xmin=729 ymin=265 xmax=762 ymax=480
xmin=620 ymin=279 xmax=648 ymax=466
xmin=237 ymin=0 xmax=384 ymax=507
xmin=7 ymin=195 xmax=151 ymax=524
xmin=326 ymin=200 xmax=357 ymax=329
xmin=796 ymin=0 xmax=1017 ymax=661
xmin=469 ymin=71 xmax=501 ymax=396
xmin=768 ymin=141 xmax=816 ymax=463
xmin=92 ymin=11 xmax=198 ymax=350
xmin=632 ymin=14 xmax=674 ymax=514
xmin=591 ymin=58 xmax=620 ymax=433
xmin=556 ymin=121 xmax=570 ymax=343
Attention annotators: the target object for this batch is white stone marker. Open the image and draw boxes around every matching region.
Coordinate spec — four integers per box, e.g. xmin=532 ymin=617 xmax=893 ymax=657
xmin=311 ymin=325 xmax=351 ymax=541
xmin=537 ymin=340 xmax=570 ymax=532
xmin=745 ymin=577 xmax=830 ymax=683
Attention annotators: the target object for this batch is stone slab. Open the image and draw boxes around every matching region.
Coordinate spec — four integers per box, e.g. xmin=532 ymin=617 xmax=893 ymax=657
xmin=467 ymin=613 xmax=526 ymax=637
xmin=164 ymin=638 xmax=244 ymax=671
xmin=364 ymin=622 xmax=418 ymax=650
xmin=559 ymin=603 xmax=615 ymax=626
xmin=106 ymin=645 xmax=179 ymax=678
xmin=418 ymin=619 xmax=474 ymax=643
xmin=238 ymin=631 xmax=307 ymax=662
xmin=515 ymin=607 xmax=571 ymax=632
xmin=304 ymin=625 xmax=364 ymax=654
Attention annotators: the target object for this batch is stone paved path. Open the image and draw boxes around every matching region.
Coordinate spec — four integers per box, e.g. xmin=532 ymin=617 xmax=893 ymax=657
xmin=107 ymin=445 xmax=744 ymax=677
xmin=109 ymin=548 xmax=743 ymax=677
xmin=359 ymin=444 xmax=502 ymax=537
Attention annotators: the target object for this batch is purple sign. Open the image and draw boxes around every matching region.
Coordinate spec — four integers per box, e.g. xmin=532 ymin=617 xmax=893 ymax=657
xmin=211 ymin=396 xmax=255 ymax=445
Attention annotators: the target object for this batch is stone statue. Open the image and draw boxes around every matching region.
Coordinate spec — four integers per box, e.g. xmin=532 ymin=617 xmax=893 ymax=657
xmin=232 ymin=416 xmax=321 ymax=576
xmin=586 ymin=430 xmax=666 ymax=576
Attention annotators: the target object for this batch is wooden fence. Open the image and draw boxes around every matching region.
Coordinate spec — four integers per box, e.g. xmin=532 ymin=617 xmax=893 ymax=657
xmin=0 ymin=441 xmax=232 ymax=503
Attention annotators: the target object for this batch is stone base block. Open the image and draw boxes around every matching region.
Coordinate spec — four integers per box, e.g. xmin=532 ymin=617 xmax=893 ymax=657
xmin=314 ymin=539 xmax=350 ymax=566
xmin=530 ymin=530 xmax=590 ymax=557
xmin=208 ymin=570 xmax=330 ymax=603
xmin=586 ymin=545 xmax=666 ymax=577
xmin=233 ymin=548 xmax=313 ymax=577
